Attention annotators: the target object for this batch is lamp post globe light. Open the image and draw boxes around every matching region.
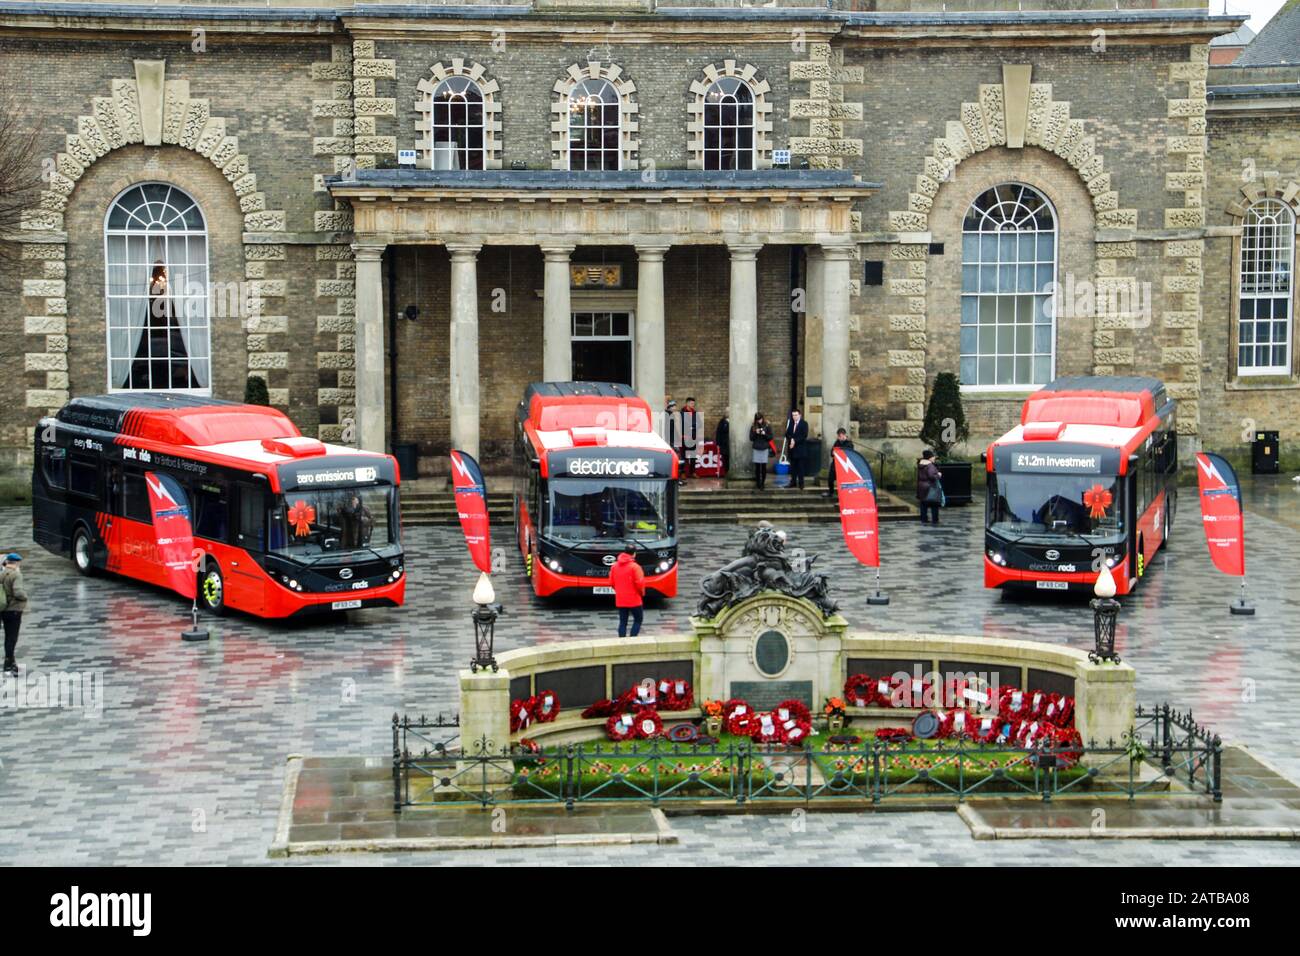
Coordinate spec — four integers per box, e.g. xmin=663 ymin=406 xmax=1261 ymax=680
xmin=1089 ymin=563 xmax=1121 ymax=665
xmin=470 ymin=571 xmax=501 ymax=673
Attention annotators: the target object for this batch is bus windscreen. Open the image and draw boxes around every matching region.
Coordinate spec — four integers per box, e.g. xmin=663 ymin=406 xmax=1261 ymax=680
xmin=270 ymin=485 xmax=395 ymax=555
xmin=546 ymin=477 xmax=671 ymax=543
xmin=989 ymin=473 xmax=1123 ymax=540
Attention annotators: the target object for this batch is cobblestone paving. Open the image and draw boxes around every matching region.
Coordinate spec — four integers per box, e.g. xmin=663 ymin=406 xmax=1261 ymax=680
xmin=1 ymin=477 xmax=1299 ymax=866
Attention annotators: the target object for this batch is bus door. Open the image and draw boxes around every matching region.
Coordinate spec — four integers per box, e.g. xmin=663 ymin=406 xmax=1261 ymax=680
xmin=1125 ymin=467 xmax=1140 ymax=587
xmin=231 ymin=483 xmax=269 ymax=608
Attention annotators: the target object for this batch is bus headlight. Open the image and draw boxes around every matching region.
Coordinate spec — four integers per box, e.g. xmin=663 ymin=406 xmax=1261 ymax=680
xmin=547 ymin=559 xmax=562 ymax=572
xmin=289 ymin=579 xmax=300 ymax=591
xmin=656 ymin=560 xmax=673 ymax=573
xmin=1105 ymin=557 xmax=1117 ymax=568
xmin=988 ymin=550 xmax=1006 ymax=566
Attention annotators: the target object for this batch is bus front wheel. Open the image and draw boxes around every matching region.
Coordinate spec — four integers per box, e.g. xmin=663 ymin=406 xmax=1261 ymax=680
xmin=72 ymin=526 xmax=95 ymax=576
xmin=199 ymin=561 xmax=226 ymax=616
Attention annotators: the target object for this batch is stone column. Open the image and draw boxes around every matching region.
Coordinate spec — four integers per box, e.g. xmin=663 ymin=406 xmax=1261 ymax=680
xmin=352 ymin=243 xmax=386 ymax=453
xmin=727 ymin=242 xmax=762 ymax=474
xmin=635 ymin=244 xmax=670 ymax=414
xmin=541 ymin=244 xmax=575 ymax=382
xmin=803 ymin=247 xmax=825 ymax=434
xmin=821 ymin=244 xmax=855 ymax=444
xmin=447 ymin=242 xmax=482 ymax=459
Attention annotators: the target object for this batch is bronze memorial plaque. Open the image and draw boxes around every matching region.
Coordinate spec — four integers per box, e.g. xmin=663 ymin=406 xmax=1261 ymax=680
xmin=729 ymin=681 xmax=813 ymax=711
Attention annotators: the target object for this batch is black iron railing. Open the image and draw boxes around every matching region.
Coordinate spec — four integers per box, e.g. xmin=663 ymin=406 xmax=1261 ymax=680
xmin=391 ymin=704 xmax=1221 ymax=811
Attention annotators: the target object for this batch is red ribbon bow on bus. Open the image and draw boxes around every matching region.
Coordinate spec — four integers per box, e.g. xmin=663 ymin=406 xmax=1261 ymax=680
xmin=1083 ymin=484 xmax=1112 ymax=520
xmin=288 ymin=500 xmax=315 ymax=537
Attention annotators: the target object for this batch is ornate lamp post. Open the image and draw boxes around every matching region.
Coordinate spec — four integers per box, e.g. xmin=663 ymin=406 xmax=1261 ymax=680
xmin=470 ymin=571 xmax=501 ymax=673
xmin=1089 ymin=563 xmax=1121 ymax=664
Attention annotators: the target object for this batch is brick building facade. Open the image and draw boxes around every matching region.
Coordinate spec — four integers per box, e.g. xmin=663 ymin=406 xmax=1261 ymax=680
xmin=1 ymin=0 xmax=1297 ymax=477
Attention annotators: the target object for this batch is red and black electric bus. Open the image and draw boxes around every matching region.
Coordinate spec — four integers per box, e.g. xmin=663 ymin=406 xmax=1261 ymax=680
xmin=984 ymin=376 xmax=1177 ymax=595
xmin=513 ymin=381 xmax=679 ymax=598
xmin=32 ymin=393 xmax=405 ymax=618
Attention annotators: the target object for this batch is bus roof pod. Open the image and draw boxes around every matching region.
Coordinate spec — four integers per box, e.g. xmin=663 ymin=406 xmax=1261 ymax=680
xmin=1021 ymin=421 xmax=1067 ymax=441
xmin=261 ymin=436 xmax=327 ymax=458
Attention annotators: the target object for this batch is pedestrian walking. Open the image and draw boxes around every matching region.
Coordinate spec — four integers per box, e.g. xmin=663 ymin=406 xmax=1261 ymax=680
xmin=917 ymin=448 xmax=944 ymax=525
xmin=609 ymin=544 xmax=645 ymax=637
xmin=785 ymin=408 xmax=810 ymax=490
xmin=749 ymin=413 xmax=774 ymax=490
xmin=1 ymin=552 xmax=28 ymax=675
xmin=715 ymin=412 xmax=730 ymax=476
xmin=823 ymin=427 xmax=855 ymax=499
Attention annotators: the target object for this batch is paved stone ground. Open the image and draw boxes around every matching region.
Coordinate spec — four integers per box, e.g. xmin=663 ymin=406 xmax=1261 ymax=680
xmin=2 ymin=476 xmax=1299 ymax=866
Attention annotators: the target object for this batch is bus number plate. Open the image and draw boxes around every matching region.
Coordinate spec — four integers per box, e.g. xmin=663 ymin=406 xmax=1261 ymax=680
xmin=332 ymin=599 xmax=363 ymax=610
xmin=1035 ymin=580 xmax=1068 ymax=591
xmin=593 ymin=586 xmax=615 ymax=595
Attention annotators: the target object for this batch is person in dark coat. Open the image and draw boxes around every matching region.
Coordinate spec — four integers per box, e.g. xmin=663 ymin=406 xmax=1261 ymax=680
xmin=784 ymin=409 xmax=810 ymax=490
xmin=749 ymin=413 xmax=774 ymax=489
xmin=715 ymin=413 xmax=730 ymax=476
xmin=823 ymin=428 xmax=855 ymax=500
xmin=916 ymin=448 xmax=944 ymax=525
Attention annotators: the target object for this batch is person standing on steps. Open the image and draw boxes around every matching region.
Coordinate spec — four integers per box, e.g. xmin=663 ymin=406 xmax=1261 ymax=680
xmin=749 ymin=413 xmax=773 ymax=490
xmin=916 ymin=448 xmax=944 ymax=525
xmin=610 ymin=544 xmax=645 ymax=637
xmin=715 ymin=412 xmax=730 ymax=477
xmin=785 ymin=408 xmax=810 ymax=490
xmin=1 ymin=552 xmax=28 ymax=675
xmin=823 ymin=427 xmax=855 ymax=500
xmin=678 ymin=397 xmax=703 ymax=484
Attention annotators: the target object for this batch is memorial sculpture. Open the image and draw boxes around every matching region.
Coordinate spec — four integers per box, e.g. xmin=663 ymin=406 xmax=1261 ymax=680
xmin=697 ymin=522 xmax=838 ymax=619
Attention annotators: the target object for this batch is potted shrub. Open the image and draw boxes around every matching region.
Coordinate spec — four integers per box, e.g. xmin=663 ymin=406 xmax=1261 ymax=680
xmin=244 ymin=375 xmax=271 ymax=406
xmin=919 ymin=372 xmax=973 ymax=506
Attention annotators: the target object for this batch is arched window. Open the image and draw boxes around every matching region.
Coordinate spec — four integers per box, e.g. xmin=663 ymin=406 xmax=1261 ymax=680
xmin=568 ymin=78 xmax=620 ymax=171
xmin=1238 ymin=198 xmax=1294 ymax=375
xmin=960 ymin=183 xmax=1057 ymax=388
xmin=703 ymin=77 xmax=754 ymax=171
xmin=431 ymin=76 xmax=485 ymax=171
xmin=104 ymin=183 xmax=210 ymax=391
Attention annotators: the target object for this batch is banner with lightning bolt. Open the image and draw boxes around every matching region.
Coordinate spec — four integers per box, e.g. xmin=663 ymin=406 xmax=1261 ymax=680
xmin=1195 ymin=451 xmax=1245 ymax=578
xmin=144 ymin=470 xmax=198 ymax=600
xmin=450 ymin=449 xmax=492 ymax=573
xmin=833 ymin=447 xmax=880 ymax=568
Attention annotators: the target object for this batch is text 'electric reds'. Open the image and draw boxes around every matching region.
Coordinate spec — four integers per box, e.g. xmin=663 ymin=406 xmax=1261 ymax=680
xmin=984 ymin=376 xmax=1177 ymax=595
xmin=513 ymin=382 xmax=678 ymax=598
xmin=32 ymin=393 xmax=405 ymax=617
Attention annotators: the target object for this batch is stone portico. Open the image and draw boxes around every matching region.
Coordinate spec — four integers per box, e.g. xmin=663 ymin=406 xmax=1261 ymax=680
xmin=329 ymin=169 xmax=876 ymax=467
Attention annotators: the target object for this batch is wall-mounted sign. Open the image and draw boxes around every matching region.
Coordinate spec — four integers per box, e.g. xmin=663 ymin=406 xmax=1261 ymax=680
xmin=397 ymin=149 xmax=417 ymax=166
xmin=570 ymin=264 xmax=622 ymax=289
xmin=773 ymin=148 xmax=791 ymax=166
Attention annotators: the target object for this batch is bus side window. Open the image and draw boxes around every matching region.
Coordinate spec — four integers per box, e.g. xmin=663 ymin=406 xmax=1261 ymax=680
xmin=68 ymin=455 xmax=99 ymax=501
xmin=122 ymin=470 xmax=152 ymax=523
xmin=192 ymin=483 xmax=230 ymax=543
xmin=41 ymin=445 xmax=67 ymax=491
xmin=237 ymin=486 xmax=266 ymax=551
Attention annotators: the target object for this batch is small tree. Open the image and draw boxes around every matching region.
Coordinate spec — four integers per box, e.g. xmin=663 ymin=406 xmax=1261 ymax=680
xmin=919 ymin=372 xmax=969 ymax=460
xmin=244 ymin=375 xmax=270 ymax=406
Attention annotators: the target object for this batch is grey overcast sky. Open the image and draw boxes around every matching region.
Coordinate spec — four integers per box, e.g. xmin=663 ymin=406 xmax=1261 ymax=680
xmin=1221 ymin=0 xmax=1288 ymax=31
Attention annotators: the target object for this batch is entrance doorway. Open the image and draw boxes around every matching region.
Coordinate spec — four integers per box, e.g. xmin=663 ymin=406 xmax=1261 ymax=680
xmin=571 ymin=311 xmax=634 ymax=386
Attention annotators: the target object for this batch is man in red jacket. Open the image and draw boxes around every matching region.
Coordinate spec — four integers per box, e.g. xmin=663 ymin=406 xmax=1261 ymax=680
xmin=610 ymin=545 xmax=646 ymax=637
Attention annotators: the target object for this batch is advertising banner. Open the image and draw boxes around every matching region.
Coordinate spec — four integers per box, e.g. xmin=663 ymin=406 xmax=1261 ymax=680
xmin=450 ymin=450 xmax=492 ymax=574
xmin=833 ymin=447 xmax=880 ymax=569
xmin=144 ymin=471 xmax=197 ymax=600
xmin=1195 ymin=452 xmax=1245 ymax=578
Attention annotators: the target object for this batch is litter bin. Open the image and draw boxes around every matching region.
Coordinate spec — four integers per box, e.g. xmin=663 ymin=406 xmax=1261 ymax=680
xmin=392 ymin=442 xmax=419 ymax=481
xmin=1252 ymin=431 xmax=1279 ymax=474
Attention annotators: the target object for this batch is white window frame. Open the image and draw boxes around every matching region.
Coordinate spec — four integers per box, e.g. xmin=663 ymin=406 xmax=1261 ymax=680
xmin=430 ymin=75 xmax=486 ymax=171
xmin=959 ymin=183 xmax=1058 ymax=393
xmin=570 ymin=309 xmax=635 ymax=389
xmin=103 ymin=181 xmax=212 ymax=395
xmin=1237 ymin=198 xmax=1295 ymax=377
xmin=702 ymin=77 xmax=756 ymax=171
xmin=568 ymin=78 xmax=621 ymax=172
